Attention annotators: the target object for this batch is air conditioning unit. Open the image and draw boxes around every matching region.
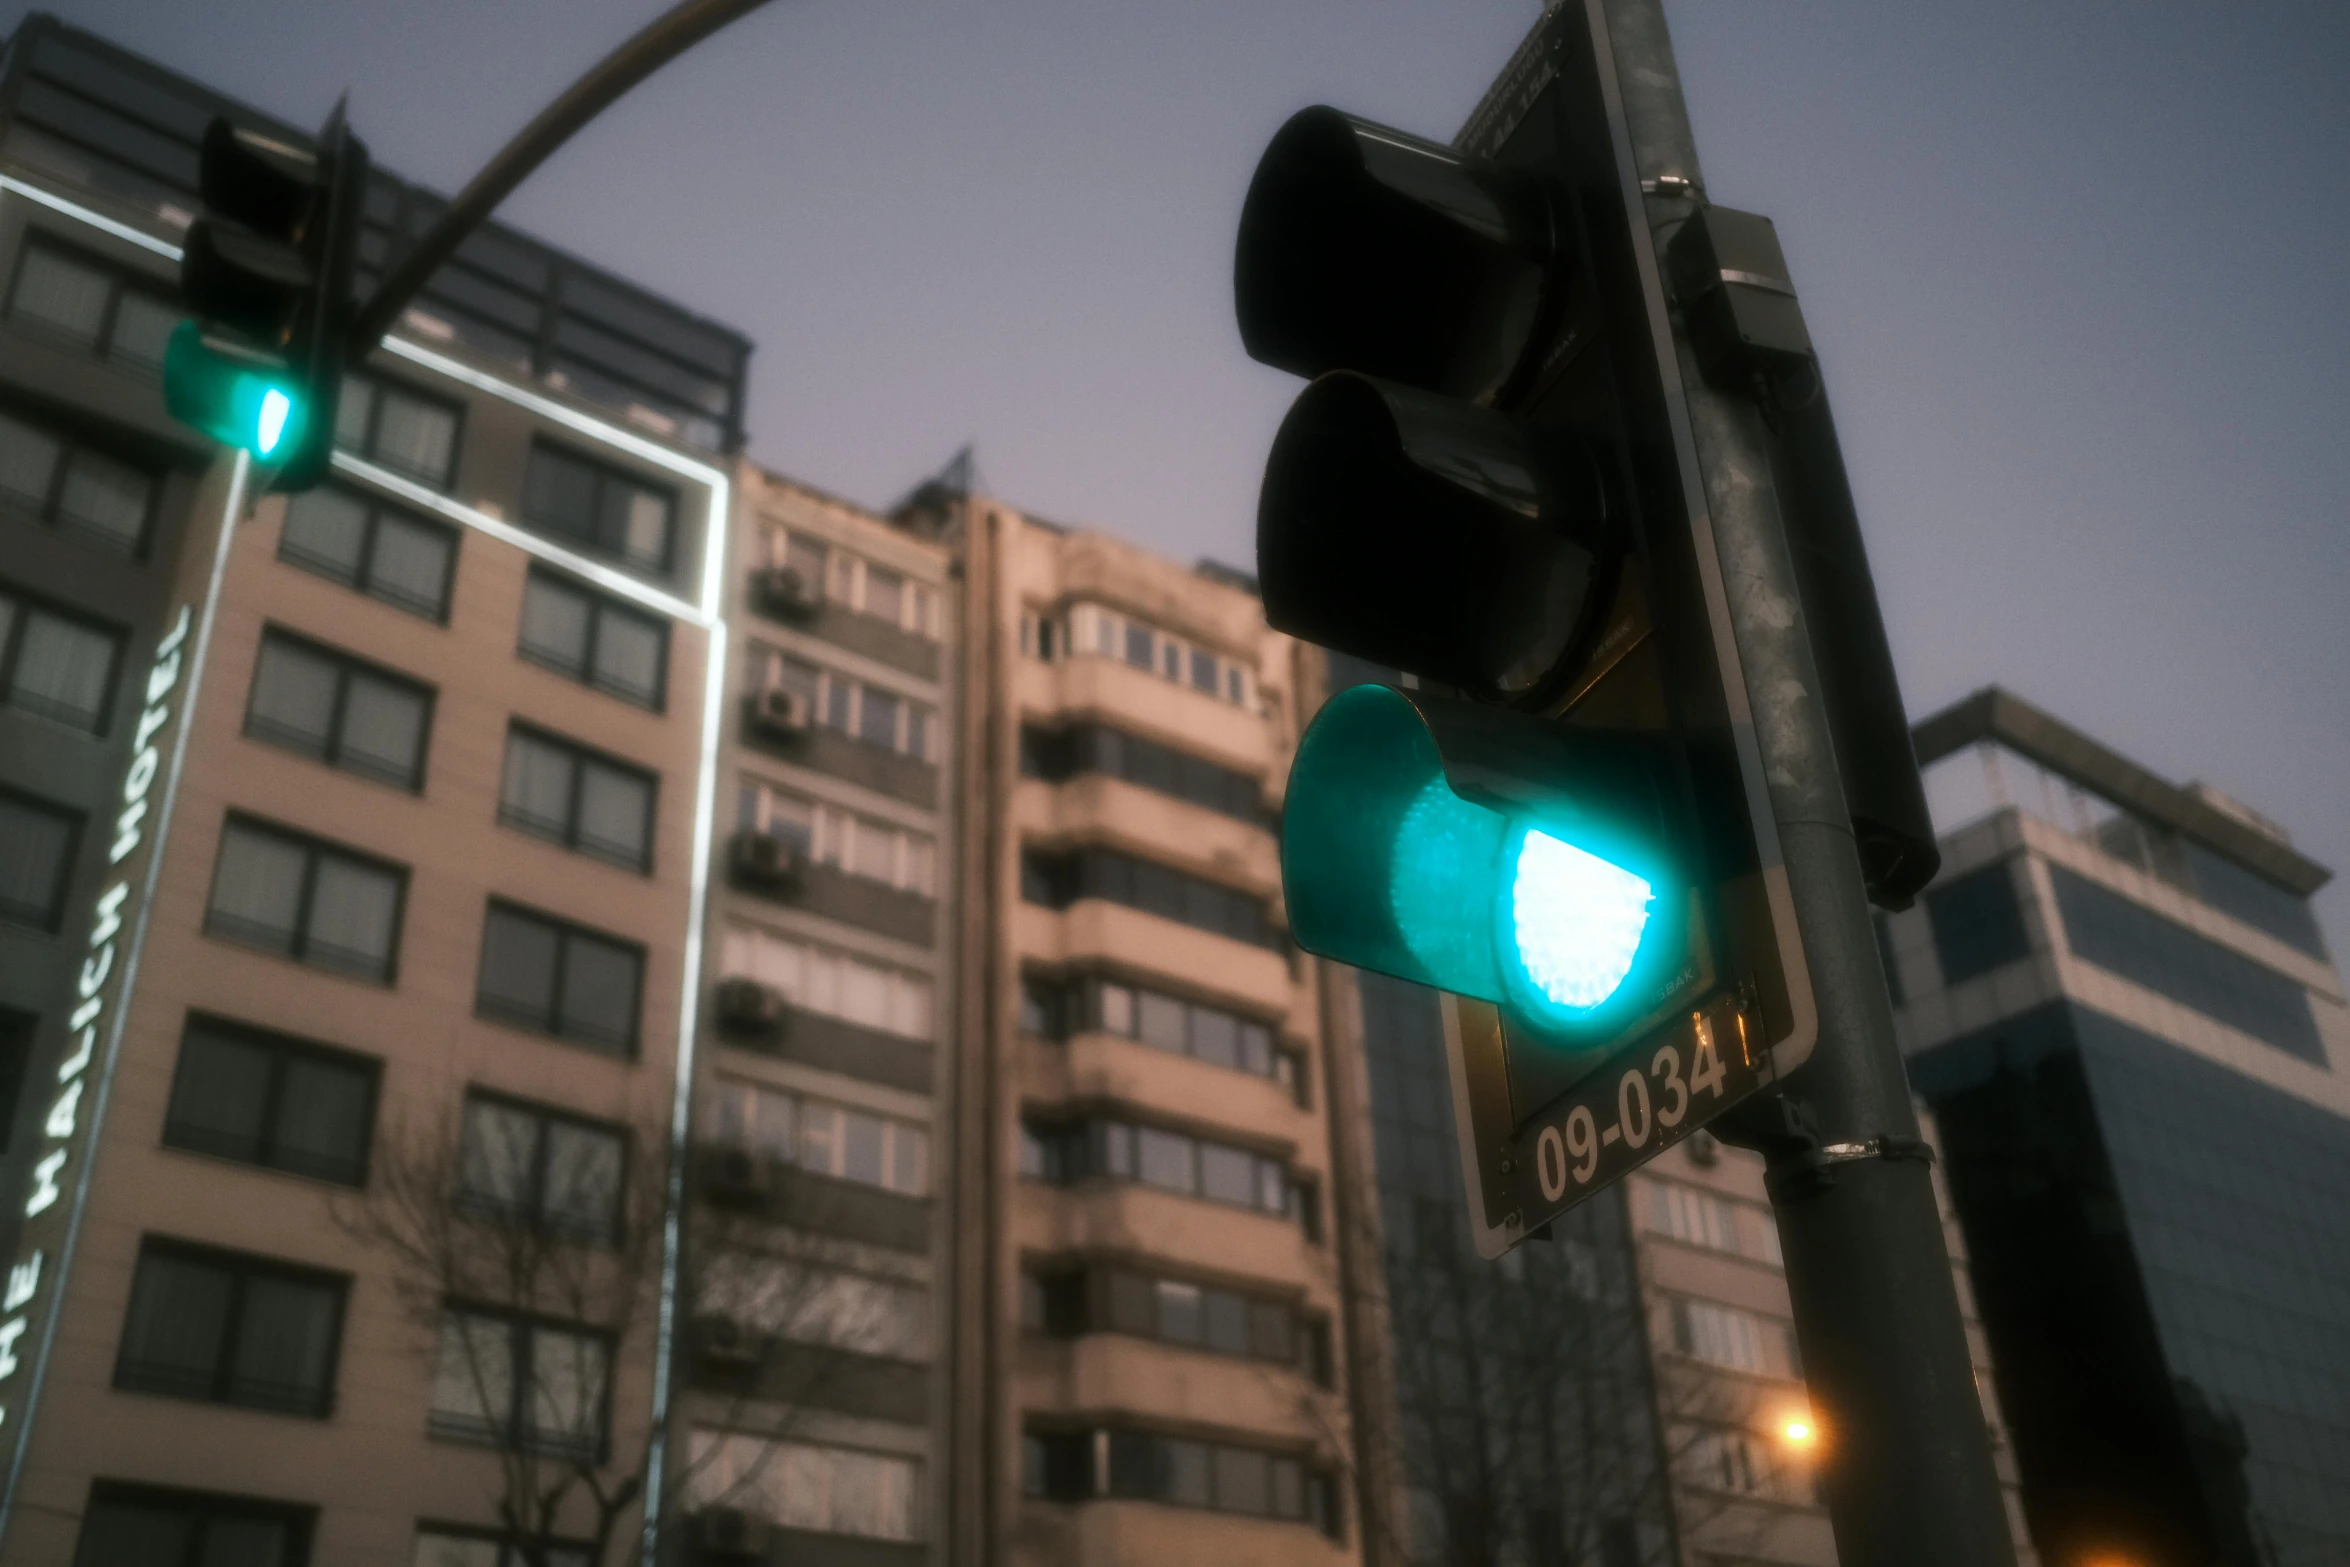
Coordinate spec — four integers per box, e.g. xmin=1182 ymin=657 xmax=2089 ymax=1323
xmin=694 ymin=1314 xmax=765 ymax=1371
xmin=704 ymin=1145 xmax=773 ymax=1206
xmin=748 ymin=683 xmax=812 ymax=742
xmin=690 ymin=1507 xmax=773 ymax=1562
xmin=730 ymin=830 xmax=804 ymax=893
xmin=716 ymin=976 xmax=785 ymax=1036
xmin=752 ymin=564 xmax=821 ymax=619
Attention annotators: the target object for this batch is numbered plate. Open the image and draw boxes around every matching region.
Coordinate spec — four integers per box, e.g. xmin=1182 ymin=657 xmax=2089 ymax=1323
xmin=1445 ymin=994 xmax=1778 ymax=1255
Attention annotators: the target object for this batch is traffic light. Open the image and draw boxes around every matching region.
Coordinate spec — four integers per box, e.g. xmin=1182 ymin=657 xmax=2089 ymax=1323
xmin=166 ymin=105 xmax=369 ymax=491
xmin=1238 ymin=26 xmax=1821 ymax=1252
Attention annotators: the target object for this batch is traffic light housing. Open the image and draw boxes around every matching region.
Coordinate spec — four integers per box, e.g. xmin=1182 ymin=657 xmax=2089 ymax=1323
xmin=166 ymin=106 xmax=369 ymax=491
xmin=1239 ymin=16 xmax=1824 ymax=1253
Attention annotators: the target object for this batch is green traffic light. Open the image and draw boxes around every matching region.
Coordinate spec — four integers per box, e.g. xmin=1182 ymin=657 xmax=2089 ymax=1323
xmin=163 ymin=320 xmax=305 ymax=460
xmin=1283 ymin=683 xmax=1670 ymax=1040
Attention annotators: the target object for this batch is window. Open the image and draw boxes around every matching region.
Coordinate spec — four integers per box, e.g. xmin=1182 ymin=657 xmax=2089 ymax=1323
xmin=519 ymin=569 xmax=667 ymax=709
xmin=699 ymin=1256 xmax=930 ymax=1358
xmin=1646 ymin=1180 xmax=1780 ymax=1266
xmin=278 ymin=485 xmax=457 ymax=620
xmin=1027 ymin=973 xmax=1293 ymax=1089
xmin=761 ymin=525 xmax=940 ymax=638
xmin=458 ymin=1094 xmax=626 ymax=1239
xmin=1682 ymin=1429 xmax=1794 ymax=1500
xmin=0 ymin=586 xmax=121 ymax=733
xmin=1021 ymin=1116 xmax=1298 ymax=1223
xmin=0 ymin=407 xmax=154 ymax=552
xmin=1924 ymin=862 xmax=2030 ymax=984
xmin=687 ymin=1430 xmax=923 ymax=1542
xmin=1669 ymin=1298 xmax=1772 ymax=1373
xmin=2051 ymin=865 xmax=2325 ymax=1064
xmin=163 ymin=1017 xmax=377 ymax=1186
xmin=2182 ymin=841 xmax=2328 ymax=959
xmin=336 ymin=371 xmax=461 ymax=490
xmin=429 ymin=1308 xmax=609 ymax=1458
xmin=711 ymin=1076 xmax=930 ymax=1197
xmin=1046 ymin=1264 xmax=1308 ymax=1368
xmin=115 ymin=1239 xmax=347 ymax=1417
xmin=720 ymin=922 xmax=934 ymax=1040
xmin=1020 ymin=722 xmax=1263 ymax=824
xmin=0 ymin=788 xmax=78 ymax=931
xmin=245 ymin=630 xmax=433 ymax=789
xmin=1022 ymin=847 xmax=1276 ymax=948
xmin=1063 ymin=1428 xmax=1334 ymax=1532
xmin=500 ymin=726 xmax=656 ymax=871
xmin=5 ymin=239 xmax=179 ymax=372
xmin=1064 ymin=602 xmax=1254 ymax=709
xmin=523 ymin=441 xmax=673 ymax=573
xmin=743 ymin=644 xmax=936 ymax=761
xmin=738 ymin=779 xmax=935 ymax=895
xmin=476 ymin=903 xmax=643 ymax=1055
xmin=412 ymin=1528 xmax=591 ymax=1567
xmin=76 ymin=1482 xmax=313 ymax=1567
xmin=205 ymin=818 xmax=405 ymax=983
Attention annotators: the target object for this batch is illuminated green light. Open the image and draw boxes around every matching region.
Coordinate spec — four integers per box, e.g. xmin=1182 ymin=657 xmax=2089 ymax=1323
xmin=162 ymin=320 xmax=304 ymax=460
xmin=256 ymin=388 xmax=293 ymax=455
xmin=1508 ymin=828 xmax=1652 ymax=1012
xmin=1282 ymin=682 xmax=1674 ymax=1043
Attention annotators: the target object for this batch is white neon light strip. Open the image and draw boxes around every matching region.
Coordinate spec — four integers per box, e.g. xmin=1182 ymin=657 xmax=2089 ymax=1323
xmin=0 ymin=452 xmax=250 ymax=1533
xmin=330 ymin=452 xmax=712 ymax=627
xmin=0 ymin=175 xmax=183 ymax=259
xmin=0 ymin=177 xmax=731 ymax=1554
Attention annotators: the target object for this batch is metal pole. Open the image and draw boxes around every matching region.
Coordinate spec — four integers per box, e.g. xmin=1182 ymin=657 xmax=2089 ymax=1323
xmin=346 ymin=0 xmax=776 ymax=353
xmin=1596 ymin=2 xmax=2019 ymax=1562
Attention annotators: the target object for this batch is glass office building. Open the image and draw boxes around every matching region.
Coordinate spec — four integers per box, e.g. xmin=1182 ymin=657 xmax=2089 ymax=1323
xmin=1888 ymin=687 xmax=2350 ymax=1567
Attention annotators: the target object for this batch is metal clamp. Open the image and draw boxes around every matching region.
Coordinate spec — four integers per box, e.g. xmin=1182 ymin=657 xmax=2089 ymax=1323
xmin=1767 ymin=1134 xmax=1935 ymax=1200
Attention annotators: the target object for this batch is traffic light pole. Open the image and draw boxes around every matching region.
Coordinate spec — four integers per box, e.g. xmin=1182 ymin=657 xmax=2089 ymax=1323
xmin=1597 ymin=2 xmax=2019 ymax=1562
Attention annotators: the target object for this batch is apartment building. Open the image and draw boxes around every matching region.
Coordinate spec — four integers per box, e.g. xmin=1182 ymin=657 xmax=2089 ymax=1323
xmin=0 ymin=16 xmax=750 ymax=1564
xmin=1888 ymin=687 xmax=2350 ymax=1567
xmin=921 ymin=493 xmax=1377 ymax=1565
xmin=674 ymin=463 xmax=956 ymax=1562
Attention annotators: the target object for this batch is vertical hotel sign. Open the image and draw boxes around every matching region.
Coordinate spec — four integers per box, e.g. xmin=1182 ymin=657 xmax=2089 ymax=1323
xmin=0 ymin=605 xmax=193 ymax=1442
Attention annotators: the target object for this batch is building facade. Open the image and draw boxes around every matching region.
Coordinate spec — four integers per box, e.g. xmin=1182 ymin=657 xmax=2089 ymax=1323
xmin=0 ymin=15 xmax=750 ymax=1565
xmin=674 ymin=462 xmax=956 ymax=1561
xmin=1889 ymin=687 xmax=2350 ymax=1567
xmin=928 ymin=496 xmax=1382 ymax=1565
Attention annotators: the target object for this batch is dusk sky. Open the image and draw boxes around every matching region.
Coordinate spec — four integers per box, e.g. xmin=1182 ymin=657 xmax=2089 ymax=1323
xmin=12 ymin=0 xmax=2347 ymax=945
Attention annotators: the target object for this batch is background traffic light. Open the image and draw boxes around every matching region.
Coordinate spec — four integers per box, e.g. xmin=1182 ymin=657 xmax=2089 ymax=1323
xmin=1238 ymin=31 xmax=1821 ymax=1251
xmin=166 ymin=105 xmax=369 ymax=491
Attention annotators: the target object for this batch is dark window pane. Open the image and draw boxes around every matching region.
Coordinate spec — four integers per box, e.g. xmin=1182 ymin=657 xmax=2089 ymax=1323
xmin=228 ymin=1274 xmax=339 ymax=1413
xmin=479 ymin=908 xmax=560 ymax=1027
xmin=1199 ymin=1143 xmax=1257 ymax=1207
xmin=1925 ymin=862 xmax=2031 ymax=983
xmin=207 ymin=826 xmax=308 ymax=954
xmin=1190 ymin=1008 xmax=1239 ymax=1069
xmin=520 ymin=575 xmax=591 ymax=676
xmin=370 ymin=385 xmax=458 ymax=488
xmin=10 ymin=246 xmax=107 ymax=343
xmin=366 ymin=509 xmax=454 ymax=617
xmin=556 ymin=930 xmax=641 ymax=1051
xmin=271 ymin=1053 xmax=373 ymax=1183
xmin=245 ymin=638 xmax=340 ymax=757
xmin=278 ymin=489 xmax=369 ymax=585
xmin=575 ymin=759 xmax=651 ymax=868
xmin=1138 ymin=1128 xmax=1195 ymax=1192
xmin=0 ymin=412 xmax=62 ymax=510
xmin=0 ymin=792 xmax=76 ymax=930
xmin=500 ymin=731 xmax=576 ymax=841
xmin=76 ymin=1497 xmax=197 ymax=1565
xmin=10 ymin=606 xmax=117 ymax=731
xmin=56 ymin=447 xmax=150 ymax=551
xmin=1156 ymin=1280 xmax=1203 ymax=1343
xmin=1108 ymin=1270 xmax=1156 ymax=1335
xmin=2184 ymin=841 xmax=2329 ymax=959
xmin=334 ymin=672 xmax=427 ymax=787
xmin=302 ymin=856 xmax=400 ymax=979
xmin=118 ymin=1253 xmax=233 ymax=1398
xmin=2051 ymin=865 xmax=2324 ymax=1063
xmin=1203 ymin=1291 xmax=1250 ymax=1355
xmin=109 ymin=290 xmax=179 ymax=371
xmin=165 ymin=1028 xmax=276 ymax=1165
xmin=1165 ymin=1439 xmax=1211 ymax=1507
xmin=1249 ymin=1300 xmax=1294 ymax=1362
xmin=591 ymin=604 xmax=664 ymax=707
xmin=1214 ymin=1445 xmax=1271 ymax=1515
